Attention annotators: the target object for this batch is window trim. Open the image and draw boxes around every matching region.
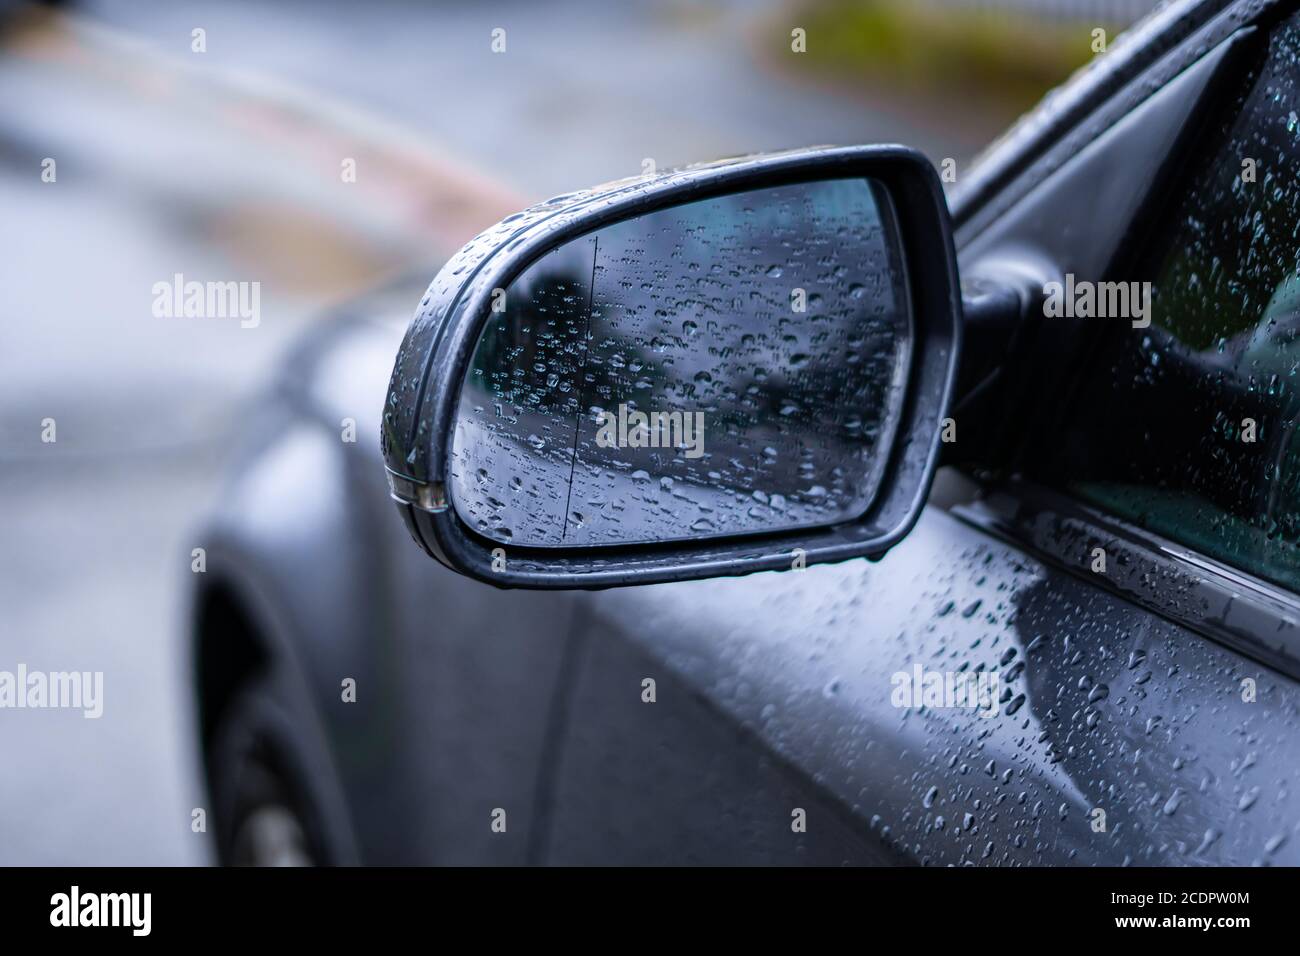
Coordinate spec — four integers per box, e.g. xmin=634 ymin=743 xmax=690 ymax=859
xmin=953 ymin=0 xmax=1269 ymax=239
xmin=954 ymin=481 xmax=1300 ymax=680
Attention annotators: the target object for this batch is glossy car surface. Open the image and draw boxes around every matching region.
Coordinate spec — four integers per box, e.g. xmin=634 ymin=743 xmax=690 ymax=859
xmin=192 ymin=0 xmax=1300 ymax=865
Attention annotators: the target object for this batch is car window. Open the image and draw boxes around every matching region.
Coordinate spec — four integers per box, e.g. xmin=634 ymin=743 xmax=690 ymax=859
xmin=1031 ymin=11 xmax=1300 ymax=594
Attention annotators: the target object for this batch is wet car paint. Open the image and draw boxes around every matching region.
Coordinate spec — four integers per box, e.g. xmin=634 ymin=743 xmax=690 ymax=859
xmin=570 ymin=509 xmax=1300 ymax=865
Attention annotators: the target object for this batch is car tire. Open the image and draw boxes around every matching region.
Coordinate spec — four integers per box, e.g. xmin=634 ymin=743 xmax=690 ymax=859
xmin=208 ymin=675 xmax=341 ymax=866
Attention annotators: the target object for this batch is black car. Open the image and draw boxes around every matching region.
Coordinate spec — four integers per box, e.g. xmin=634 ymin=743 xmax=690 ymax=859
xmin=192 ymin=0 xmax=1300 ymax=865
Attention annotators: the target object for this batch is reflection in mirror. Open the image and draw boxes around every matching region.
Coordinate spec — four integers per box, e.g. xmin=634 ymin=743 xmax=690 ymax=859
xmin=452 ymin=177 xmax=912 ymax=548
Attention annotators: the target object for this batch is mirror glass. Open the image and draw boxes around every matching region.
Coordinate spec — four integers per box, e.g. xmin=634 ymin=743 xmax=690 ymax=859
xmin=451 ymin=177 xmax=913 ymax=548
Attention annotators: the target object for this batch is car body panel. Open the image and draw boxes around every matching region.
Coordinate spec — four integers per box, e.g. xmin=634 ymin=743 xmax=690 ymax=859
xmin=561 ymin=507 xmax=1300 ymax=865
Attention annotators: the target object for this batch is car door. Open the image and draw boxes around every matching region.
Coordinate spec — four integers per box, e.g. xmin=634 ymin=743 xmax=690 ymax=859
xmin=540 ymin=1 xmax=1300 ymax=866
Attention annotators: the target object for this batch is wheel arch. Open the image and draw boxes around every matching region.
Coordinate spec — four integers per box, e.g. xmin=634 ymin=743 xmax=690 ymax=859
xmin=186 ymin=412 xmax=391 ymax=864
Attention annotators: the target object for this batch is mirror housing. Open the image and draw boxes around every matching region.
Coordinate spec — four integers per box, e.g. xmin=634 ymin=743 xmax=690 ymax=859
xmin=382 ymin=145 xmax=961 ymax=588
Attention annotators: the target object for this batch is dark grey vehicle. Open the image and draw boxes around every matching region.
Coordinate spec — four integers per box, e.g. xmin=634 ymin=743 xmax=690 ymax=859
xmin=192 ymin=0 xmax=1300 ymax=865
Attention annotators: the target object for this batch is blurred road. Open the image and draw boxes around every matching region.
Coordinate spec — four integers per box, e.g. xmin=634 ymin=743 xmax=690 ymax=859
xmin=0 ymin=0 xmax=990 ymax=863
xmin=83 ymin=0 xmax=983 ymax=195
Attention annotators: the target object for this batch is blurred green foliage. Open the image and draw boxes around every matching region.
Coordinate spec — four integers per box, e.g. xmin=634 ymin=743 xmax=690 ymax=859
xmin=783 ymin=0 xmax=1112 ymax=116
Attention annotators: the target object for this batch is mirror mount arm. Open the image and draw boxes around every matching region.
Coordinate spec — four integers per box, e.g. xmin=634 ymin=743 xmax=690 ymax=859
xmin=942 ymin=270 xmax=1046 ymax=471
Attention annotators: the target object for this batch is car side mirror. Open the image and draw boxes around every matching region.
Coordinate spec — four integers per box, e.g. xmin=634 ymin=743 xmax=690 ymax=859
xmin=382 ymin=146 xmax=961 ymax=587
